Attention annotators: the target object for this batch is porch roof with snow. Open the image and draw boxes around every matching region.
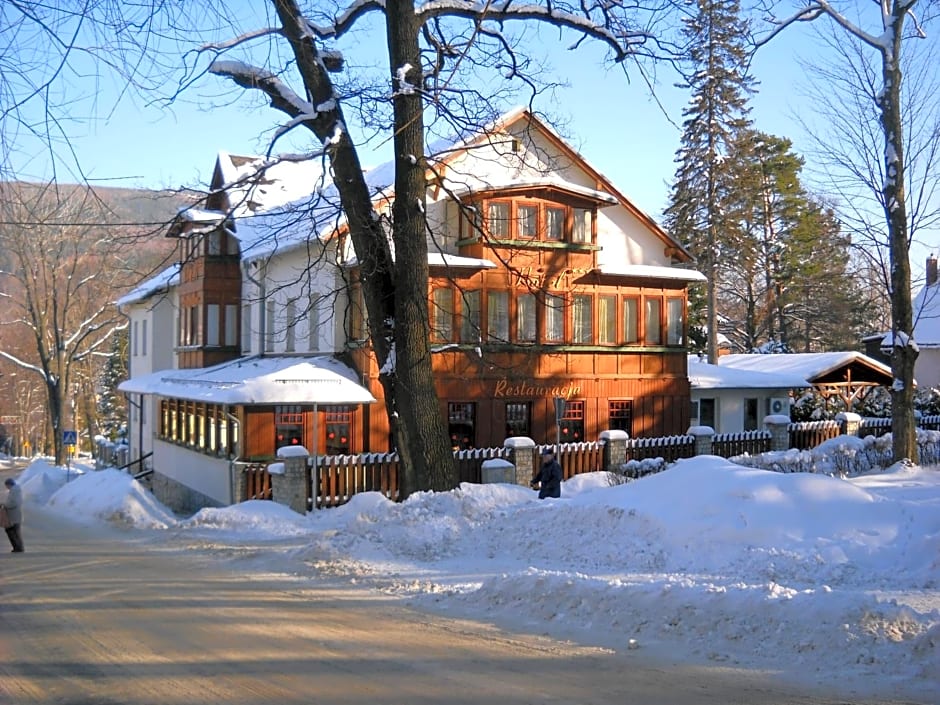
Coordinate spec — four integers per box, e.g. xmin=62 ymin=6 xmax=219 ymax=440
xmin=717 ymin=352 xmax=895 ymax=409
xmin=117 ymin=355 xmax=376 ymax=406
xmin=688 ymin=356 xmax=806 ymax=391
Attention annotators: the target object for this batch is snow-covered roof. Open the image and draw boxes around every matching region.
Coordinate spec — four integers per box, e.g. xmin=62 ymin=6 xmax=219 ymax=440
xmin=448 ymin=177 xmax=619 ymax=205
xmin=227 ymin=161 xmax=395 ymax=262
xmin=597 ymin=263 xmax=707 ymax=282
xmin=718 ymin=352 xmax=893 ymax=385
xmin=688 ymin=356 xmax=807 ymax=390
xmin=117 ymin=355 xmax=376 ymax=405
xmin=214 ymin=107 xmax=690 ymax=266
xmin=215 ymin=152 xmax=330 ymax=218
xmin=115 ymin=264 xmax=180 ymax=308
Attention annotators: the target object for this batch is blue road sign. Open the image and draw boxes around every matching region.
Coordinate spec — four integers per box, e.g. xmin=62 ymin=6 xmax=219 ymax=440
xmin=62 ymin=430 xmax=77 ymax=445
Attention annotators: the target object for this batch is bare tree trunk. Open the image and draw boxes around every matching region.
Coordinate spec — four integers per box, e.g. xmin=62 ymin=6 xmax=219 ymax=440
xmin=385 ymin=0 xmax=458 ymax=492
xmin=882 ymin=13 xmax=918 ymax=463
xmin=269 ymin=0 xmax=456 ymax=495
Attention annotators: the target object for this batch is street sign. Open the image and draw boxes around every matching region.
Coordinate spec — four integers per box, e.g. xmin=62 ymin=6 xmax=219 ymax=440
xmin=0 ymin=416 xmax=17 ymax=425
xmin=62 ymin=430 xmax=77 ymax=445
xmin=553 ymin=397 xmax=567 ymax=420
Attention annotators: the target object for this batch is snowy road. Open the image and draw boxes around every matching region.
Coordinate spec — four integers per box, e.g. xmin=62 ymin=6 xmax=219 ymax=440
xmin=0 ymin=500 xmax=929 ymax=705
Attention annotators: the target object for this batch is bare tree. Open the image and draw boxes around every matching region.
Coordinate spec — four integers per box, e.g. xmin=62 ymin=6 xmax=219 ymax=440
xmin=0 ymin=183 xmax=131 ymax=464
xmin=758 ymin=1 xmax=939 ymax=463
xmin=794 ymin=26 xmax=940 ymax=337
xmin=197 ymin=0 xmax=681 ymax=495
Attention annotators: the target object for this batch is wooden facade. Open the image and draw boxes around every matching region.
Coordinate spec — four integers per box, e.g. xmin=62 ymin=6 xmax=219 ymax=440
xmin=145 ymin=109 xmax=700 ymax=464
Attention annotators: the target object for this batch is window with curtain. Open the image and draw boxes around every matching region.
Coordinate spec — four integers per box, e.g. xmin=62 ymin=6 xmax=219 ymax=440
xmin=265 ymin=301 xmax=276 ymax=352
xmin=487 ymin=291 xmax=509 ymax=341
xmin=285 ymin=299 xmax=297 ymax=352
xmin=505 ymin=402 xmax=531 ymax=438
xmin=598 ymin=295 xmax=616 ymax=344
xmin=545 ymin=293 xmax=565 ymax=342
xmin=225 ymin=304 xmax=238 ymax=347
xmin=517 ymin=204 xmax=538 ymax=238
xmin=275 ymin=405 xmax=304 ymax=449
xmin=572 ymin=208 xmax=592 ymax=243
xmin=431 ymin=287 xmax=454 ymax=342
xmin=325 ymin=407 xmax=353 ymax=454
xmin=308 ymin=294 xmax=321 ymax=351
xmin=207 ymin=304 xmax=220 ymax=346
xmin=645 ymin=298 xmax=661 ymax=345
xmin=559 ymin=400 xmax=584 ymax=443
xmin=546 ymin=207 xmax=565 ymax=240
xmin=487 ymin=202 xmax=509 ymax=237
xmin=516 ymin=293 xmax=536 ymax=342
xmin=460 ymin=290 xmax=481 ymax=342
xmin=666 ymin=297 xmax=684 ymax=346
xmin=573 ymin=295 xmax=593 ymax=344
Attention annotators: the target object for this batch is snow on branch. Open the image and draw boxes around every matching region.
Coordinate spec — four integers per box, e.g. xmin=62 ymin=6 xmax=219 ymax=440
xmin=756 ymin=2 xmax=893 ymax=51
xmin=413 ymin=0 xmax=650 ymax=61
xmin=0 ymin=351 xmax=46 ymax=379
xmin=209 ymin=60 xmax=315 ymax=119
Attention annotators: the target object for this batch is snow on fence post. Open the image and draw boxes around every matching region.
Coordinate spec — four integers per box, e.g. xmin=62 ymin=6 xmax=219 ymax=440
xmin=837 ymin=412 xmax=861 ymax=438
xmin=504 ymin=436 xmax=537 ymax=486
xmin=687 ymin=425 xmax=714 ymax=456
xmin=271 ymin=445 xmax=309 ymax=515
xmin=600 ymin=429 xmax=628 ymax=471
xmin=764 ymin=416 xmax=790 ymax=452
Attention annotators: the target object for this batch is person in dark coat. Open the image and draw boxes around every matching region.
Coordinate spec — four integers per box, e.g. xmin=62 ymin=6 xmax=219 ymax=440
xmin=531 ymin=447 xmax=563 ymax=499
xmin=2 ymin=477 xmax=25 ymax=553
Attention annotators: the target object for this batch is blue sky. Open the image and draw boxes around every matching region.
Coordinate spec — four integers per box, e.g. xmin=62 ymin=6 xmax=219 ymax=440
xmin=8 ymin=11 xmax=934 ymax=280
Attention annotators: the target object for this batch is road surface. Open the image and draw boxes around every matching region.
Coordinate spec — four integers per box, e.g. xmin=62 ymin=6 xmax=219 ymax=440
xmin=0 ymin=467 xmax=929 ymax=704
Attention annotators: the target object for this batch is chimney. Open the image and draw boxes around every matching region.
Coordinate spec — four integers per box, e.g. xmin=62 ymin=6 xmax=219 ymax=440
xmin=928 ymin=254 xmax=938 ymax=287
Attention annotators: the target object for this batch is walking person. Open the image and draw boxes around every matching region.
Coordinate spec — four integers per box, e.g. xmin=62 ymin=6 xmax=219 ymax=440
xmin=2 ymin=477 xmax=25 ymax=553
xmin=531 ymin=447 xmax=563 ymax=499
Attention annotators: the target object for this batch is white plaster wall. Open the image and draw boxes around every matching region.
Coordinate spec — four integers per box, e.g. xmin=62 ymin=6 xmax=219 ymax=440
xmin=244 ymin=242 xmax=348 ymax=356
xmin=153 ymin=439 xmax=234 ymax=505
xmin=691 ymin=389 xmax=786 ymax=434
xmin=915 ymin=349 xmax=940 ymax=388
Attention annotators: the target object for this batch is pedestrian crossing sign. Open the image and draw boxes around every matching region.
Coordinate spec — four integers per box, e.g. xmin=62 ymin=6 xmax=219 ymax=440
xmin=63 ymin=430 xmax=77 ymax=445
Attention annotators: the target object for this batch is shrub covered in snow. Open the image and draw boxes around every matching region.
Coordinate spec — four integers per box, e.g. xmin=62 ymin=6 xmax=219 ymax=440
xmin=733 ymin=429 xmax=940 ymax=477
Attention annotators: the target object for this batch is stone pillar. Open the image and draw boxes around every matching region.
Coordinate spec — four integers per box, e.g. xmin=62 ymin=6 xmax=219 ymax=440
xmin=687 ymin=425 xmax=714 ymax=456
xmin=764 ymin=417 xmax=790 ymax=452
xmin=837 ymin=412 xmax=861 ymax=437
xmin=271 ymin=446 xmax=310 ymax=515
xmin=599 ymin=429 xmax=628 ymax=472
xmin=504 ymin=436 xmax=537 ymax=487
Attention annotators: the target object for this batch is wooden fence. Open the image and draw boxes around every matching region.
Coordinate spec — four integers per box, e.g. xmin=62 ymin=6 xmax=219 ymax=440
xmin=241 ymin=415 xmax=940 ymax=509
xmin=712 ymin=429 xmax=772 ymax=457
xmin=310 ymin=446 xmax=510 ymax=509
xmin=788 ymin=420 xmax=841 ymax=450
xmin=625 ymin=435 xmax=696 ymax=463
xmin=243 ymin=462 xmax=272 ymax=500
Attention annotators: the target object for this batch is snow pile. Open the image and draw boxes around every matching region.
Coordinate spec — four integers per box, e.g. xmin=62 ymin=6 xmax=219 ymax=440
xmin=9 ymin=454 xmax=939 ymax=700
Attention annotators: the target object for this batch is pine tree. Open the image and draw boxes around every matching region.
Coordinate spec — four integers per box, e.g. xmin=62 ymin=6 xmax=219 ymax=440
xmin=720 ymin=130 xmax=875 ymax=353
xmin=664 ymin=0 xmax=756 ymax=363
xmin=97 ymin=329 xmax=128 ymax=442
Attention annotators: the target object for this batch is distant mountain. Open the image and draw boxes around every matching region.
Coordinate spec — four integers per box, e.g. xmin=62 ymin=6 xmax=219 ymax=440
xmin=91 ymin=185 xmax=196 ymax=230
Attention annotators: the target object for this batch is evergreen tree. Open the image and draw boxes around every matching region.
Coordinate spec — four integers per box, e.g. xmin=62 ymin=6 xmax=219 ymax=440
xmin=664 ymin=0 xmax=756 ymax=363
xmin=97 ymin=329 xmax=128 ymax=442
xmin=719 ymin=130 xmax=875 ymax=353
